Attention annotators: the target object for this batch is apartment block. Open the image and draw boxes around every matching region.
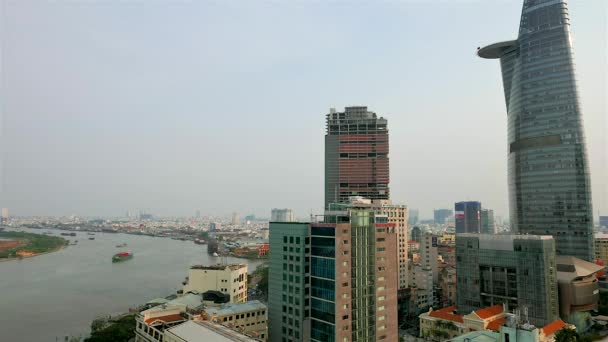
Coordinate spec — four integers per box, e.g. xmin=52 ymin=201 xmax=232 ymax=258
xmin=182 ymin=264 xmax=248 ymax=303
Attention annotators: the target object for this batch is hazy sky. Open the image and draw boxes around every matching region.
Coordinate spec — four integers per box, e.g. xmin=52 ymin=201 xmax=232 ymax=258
xmin=1 ymin=0 xmax=606 ymax=220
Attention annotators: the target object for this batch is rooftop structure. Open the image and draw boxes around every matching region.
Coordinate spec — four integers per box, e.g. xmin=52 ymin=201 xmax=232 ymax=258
xmin=556 ymin=255 xmax=602 ymax=327
xmin=164 ymin=320 xmax=258 ymax=342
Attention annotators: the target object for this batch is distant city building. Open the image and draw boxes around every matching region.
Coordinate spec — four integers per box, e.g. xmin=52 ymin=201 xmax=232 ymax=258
xmin=409 ymin=264 xmax=433 ymax=309
xmin=182 ymin=264 xmax=248 ymax=304
xmin=454 ymin=201 xmax=481 ymax=234
xmin=209 ymin=222 xmax=219 ymax=232
xmin=434 ymin=209 xmax=453 ymax=225
xmin=1 ymin=208 xmax=8 ymax=225
xmin=139 ymin=212 xmax=153 ymax=220
xmin=420 ymin=233 xmax=439 ymax=283
xmin=268 ymin=222 xmax=310 ymax=342
xmin=270 ymin=208 xmax=296 ymax=222
xmin=324 ymin=106 xmax=389 ymax=208
xmin=456 ymin=234 xmax=559 ymax=327
xmin=600 ymin=216 xmax=608 ymax=228
xmin=411 ymin=226 xmax=422 ymax=242
xmin=245 ymin=214 xmax=256 ymax=222
xmin=202 ymin=300 xmax=268 ymax=341
xmin=231 ymin=213 xmax=240 ymax=225
xmin=195 ymin=210 xmax=201 ymax=219
xmin=595 ymin=233 xmax=608 ymax=264
xmin=478 ymin=0 xmax=594 ymax=261
xmin=408 ymin=209 xmax=419 ymax=226
xmin=480 ymin=209 xmax=496 ymax=234
xmin=438 ymin=266 xmax=457 ymax=306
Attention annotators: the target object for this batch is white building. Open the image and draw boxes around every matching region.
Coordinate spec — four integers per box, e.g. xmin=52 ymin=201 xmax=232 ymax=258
xmin=164 ymin=320 xmax=259 ymax=342
xmin=270 ymin=209 xmax=295 ymax=222
xmin=420 ymin=232 xmax=439 ymax=283
xmin=183 ymin=264 xmax=248 ymax=303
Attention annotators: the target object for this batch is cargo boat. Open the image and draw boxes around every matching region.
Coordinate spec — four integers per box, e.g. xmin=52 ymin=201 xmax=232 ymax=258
xmin=112 ymin=252 xmax=133 ymax=263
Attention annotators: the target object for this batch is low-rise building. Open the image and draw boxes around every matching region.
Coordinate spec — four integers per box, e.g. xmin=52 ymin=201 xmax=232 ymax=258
xmin=164 ymin=320 xmax=259 ymax=342
xmin=556 ymin=255 xmax=602 ymax=329
xmin=595 ymin=233 xmax=608 ymax=264
xmin=135 ymin=293 xmax=204 ymax=342
xmin=203 ymin=300 xmax=267 ymax=341
xmin=449 ymin=318 xmax=569 ymax=342
xmin=438 ymin=266 xmax=457 ymax=306
xmin=183 ymin=264 xmax=248 ymax=303
xmin=419 ymin=304 xmax=507 ymax=342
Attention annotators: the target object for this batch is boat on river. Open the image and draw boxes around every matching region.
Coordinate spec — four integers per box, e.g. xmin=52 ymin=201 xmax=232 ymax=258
xmin=112 ymin=252 xmax=133 ymax=263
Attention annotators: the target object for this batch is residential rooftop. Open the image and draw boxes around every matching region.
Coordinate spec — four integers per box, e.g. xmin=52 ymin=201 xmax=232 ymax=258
xmin=205 ymin=300 xmax=266 ymax=317
xmin=164 ymin=320 xmax=258 ymax=342
xmin=190 ymin=264 xmax=246 ymax=271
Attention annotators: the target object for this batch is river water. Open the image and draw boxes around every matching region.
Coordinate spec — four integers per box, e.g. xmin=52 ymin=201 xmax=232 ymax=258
xmin=0 ymin=228 xmax=264 ymax=341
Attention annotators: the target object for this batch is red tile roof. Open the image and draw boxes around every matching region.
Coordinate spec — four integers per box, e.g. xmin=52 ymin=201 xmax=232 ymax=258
xmin=475 ymin=304 xmax=504 ymax=319
xmin=145 ymin=314 xmax=185 ymax=325
xmin=542 ymin=319 xmax=567 ymax=336
xmin=429 ymin=306 xmax=464 ymax=323
xmin=486 ymin=317 xmax=506 ymax=332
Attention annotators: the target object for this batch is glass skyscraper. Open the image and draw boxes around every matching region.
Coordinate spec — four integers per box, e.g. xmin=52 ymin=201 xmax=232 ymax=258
xmin=478 ymin=0 xmax=593 ymax=260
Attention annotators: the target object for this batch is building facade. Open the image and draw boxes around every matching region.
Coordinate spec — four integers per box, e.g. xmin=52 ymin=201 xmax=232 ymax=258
xmin=478 ymin=0 xmax=594 ymax=261
xmin=203 ymin=300 xmax=268 ymax=341
xmin=324 ymin=106 xmax=389 ymax=208
xmin=182 ymin=264 xmax=248 ymax=304
xmin=271 ymin=209 xmax=296 ymax=223
xmin=480 ymin=209 xmax=496 ymax=235
xmin=456 ymin=234 xmax=559 ymax=327
xmin=454 ymin=202 xmax=481 ymax=234
xmin=268 ymin=222 xmax=310 ymax=342
xmin=434 ymin=209 xmax=453 ymax=225
xmin=311 ymin=204 xmax=399 ymax=342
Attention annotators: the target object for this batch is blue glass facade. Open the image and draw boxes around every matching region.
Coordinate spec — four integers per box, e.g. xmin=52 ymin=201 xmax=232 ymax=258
xmin=310 ymin=226 xmax=336 ymax=342
xmin=479 ymin=0 xmax=593 ymax=261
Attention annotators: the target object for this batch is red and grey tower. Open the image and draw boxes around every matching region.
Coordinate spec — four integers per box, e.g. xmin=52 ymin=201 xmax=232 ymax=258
xmin=324 ymin=106 xmax=389 ymax=208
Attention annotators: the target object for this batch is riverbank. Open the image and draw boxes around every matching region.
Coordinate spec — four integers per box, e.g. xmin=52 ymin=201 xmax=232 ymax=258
xmin=0 ymin=243 xmax=68 ymax=262
xmin=0 ymin=231 xmax=68 ymax=261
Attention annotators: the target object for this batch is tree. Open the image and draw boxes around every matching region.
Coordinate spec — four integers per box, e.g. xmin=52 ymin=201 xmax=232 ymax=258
xmin=555 ymin=328 xmax=579 ymax=342
xmin=90 ymin=317 xmax=107 ymax=333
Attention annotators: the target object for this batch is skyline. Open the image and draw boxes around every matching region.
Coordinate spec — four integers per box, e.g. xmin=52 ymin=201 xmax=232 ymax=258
xmin=1 ymin=1 xmax=606 ymax=219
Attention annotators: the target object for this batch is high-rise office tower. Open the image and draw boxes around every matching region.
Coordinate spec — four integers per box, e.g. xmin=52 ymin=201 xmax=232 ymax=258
xmin=454 ymin=201 xmax=481 ymax=234
xmin=478 ymin=0 xmax=594 ymax=261
xmin=433 ymin=209 xmax=453 ymax=225
xmin=268 ymin=222 xmax=311 ymax=342
xmin=408 ymin=209 xmax=419 ymax=226
xmin=231 ymin=212 xmax=240 ymax=225
xmin=324 ymin=106 xmax=389 ymax=208
xmin=271 ymin=208 xmax=296 ymax=223
xmin=456 ymin=234 xmax=559 ymax=327
xmin=312 ymin=203 xmax=399 ymax=342
xmin=480 ymin=209 xmax=496 ymax=234
xmin=420 ymin=233 xmax=439 ymax=283
xmin=411 ymin=226 xmax=422 ymax=243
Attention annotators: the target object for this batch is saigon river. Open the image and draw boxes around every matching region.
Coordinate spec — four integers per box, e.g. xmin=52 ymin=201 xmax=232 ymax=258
xmin=0 ymin=228 xmax=264 ymax=342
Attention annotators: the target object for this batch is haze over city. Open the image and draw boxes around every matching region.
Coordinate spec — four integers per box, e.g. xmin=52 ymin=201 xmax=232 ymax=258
xmin=1 ymin=0 xmax=606 ymax=219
